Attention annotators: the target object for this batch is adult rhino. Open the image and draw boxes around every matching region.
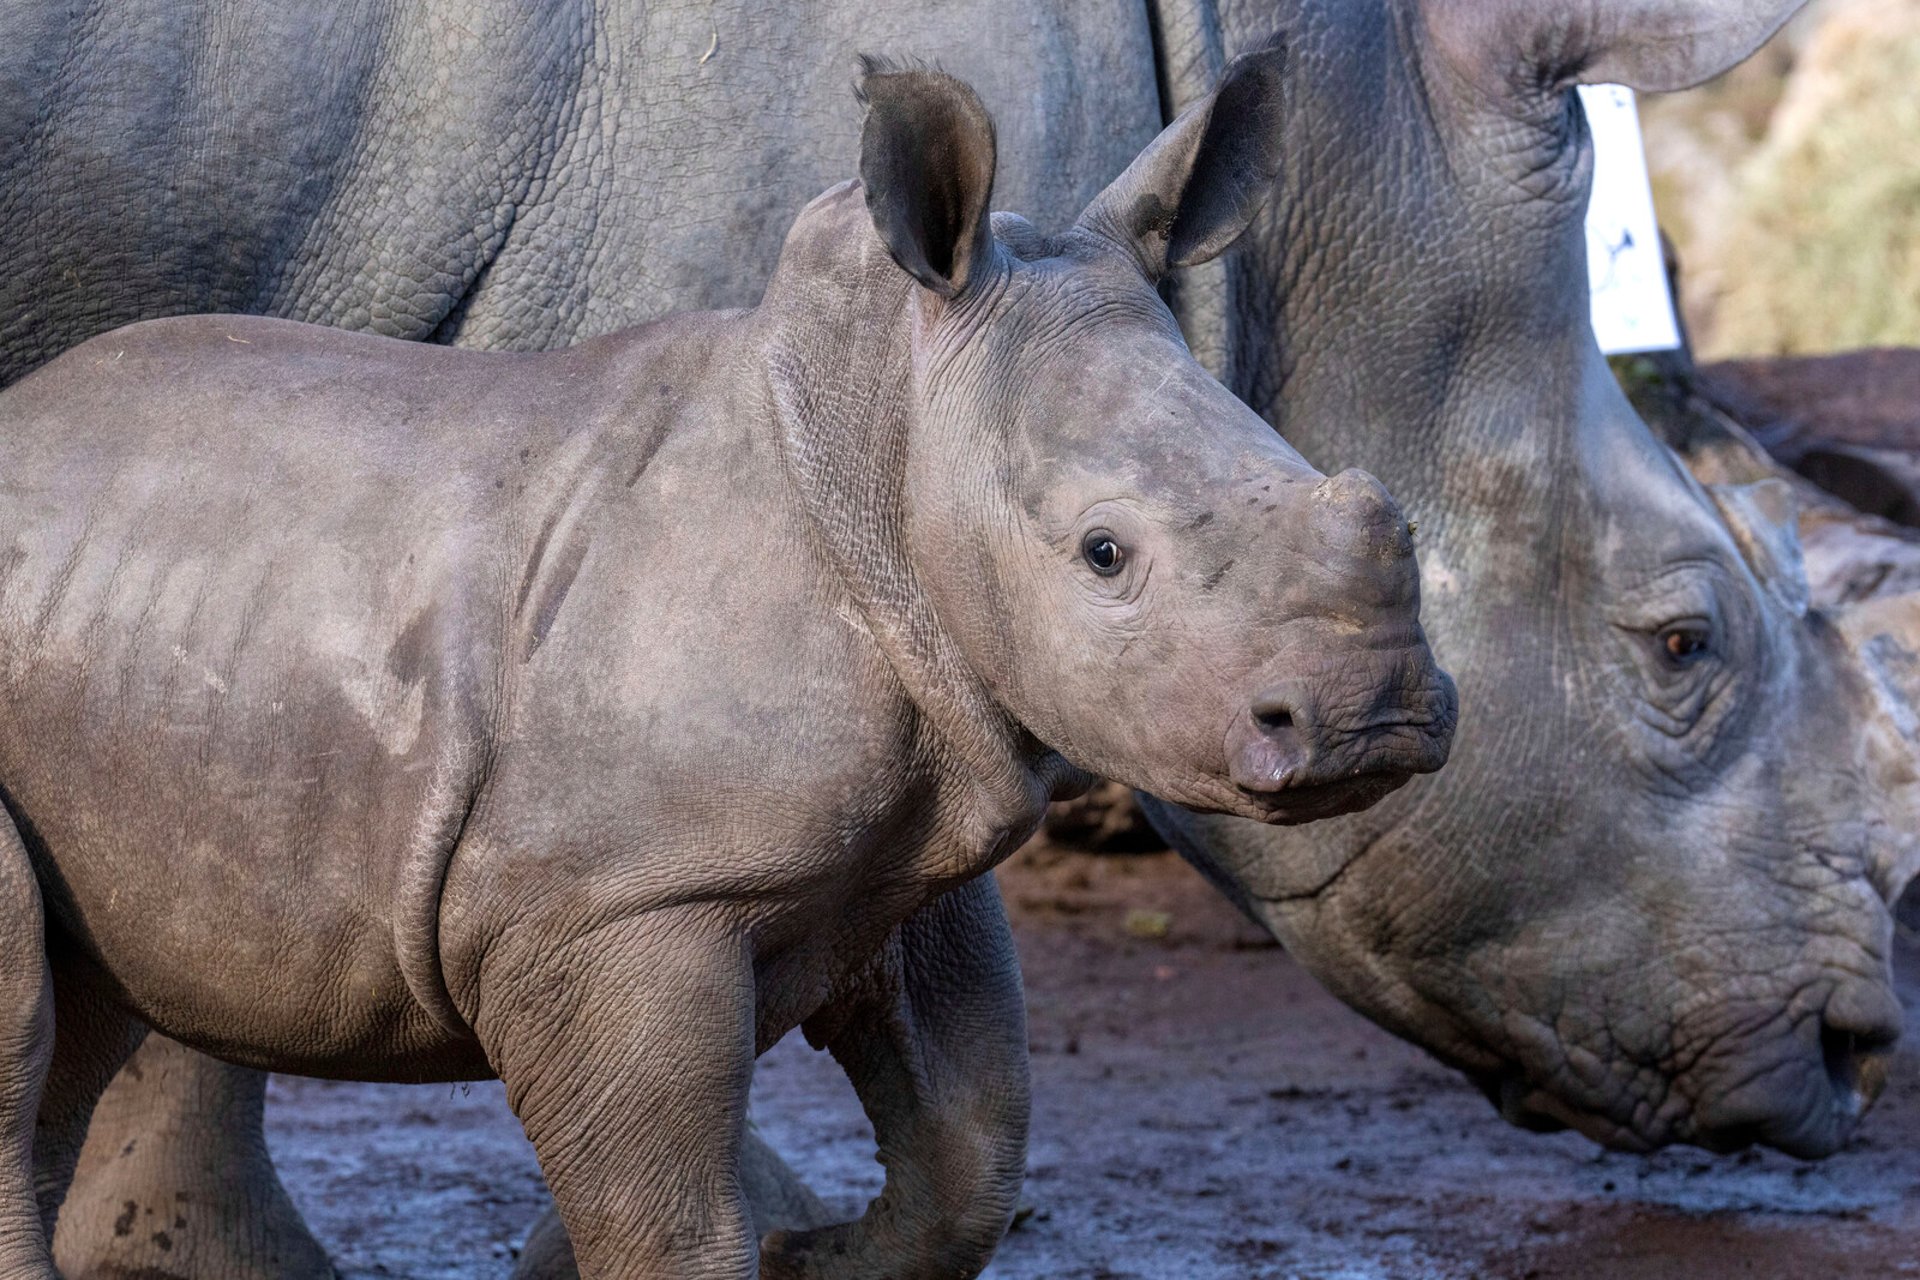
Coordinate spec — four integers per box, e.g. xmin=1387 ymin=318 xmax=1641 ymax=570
xmin=3 ymin=0 xmax=1917 ymax=1276
xmin=1137 ymin=0 xmax=1920 ymax=1162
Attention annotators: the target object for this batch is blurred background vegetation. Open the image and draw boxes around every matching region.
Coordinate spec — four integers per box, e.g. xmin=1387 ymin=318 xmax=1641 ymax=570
xmin=1642 ymin=0 xmax=1920 ymax=358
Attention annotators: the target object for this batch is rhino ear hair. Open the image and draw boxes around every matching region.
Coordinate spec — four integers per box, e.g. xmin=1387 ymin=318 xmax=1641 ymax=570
xmin=1709 ymin=478 xmax=1810 ymax=617
xmin=1076 ymin=34 xmax=1288 ymax=279
xmin=857 ymin=59 xmax=998 ymax=299
xmin=1424 ymin=0 xmax=1808 ymax=95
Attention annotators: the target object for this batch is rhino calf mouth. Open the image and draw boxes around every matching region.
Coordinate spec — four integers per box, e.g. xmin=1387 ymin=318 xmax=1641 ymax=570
xmin=1237 ymin=770 xmax=1414 ymax=826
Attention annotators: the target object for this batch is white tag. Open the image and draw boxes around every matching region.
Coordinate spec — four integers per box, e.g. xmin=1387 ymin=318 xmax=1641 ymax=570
xmin=1580 ymin=84 xmax=1682 ymax=355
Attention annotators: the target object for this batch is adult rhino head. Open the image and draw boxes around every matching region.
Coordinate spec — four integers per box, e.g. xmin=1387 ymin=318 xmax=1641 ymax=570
xmin=1149 ymin=0 xmax=1920 ymax=1158
xmin=826 ymin=46 xmax=1455 ymax=826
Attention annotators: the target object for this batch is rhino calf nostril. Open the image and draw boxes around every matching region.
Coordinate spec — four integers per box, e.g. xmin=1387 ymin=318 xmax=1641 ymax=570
xmin=1254 ymin=705 xmax=1294 ymax=734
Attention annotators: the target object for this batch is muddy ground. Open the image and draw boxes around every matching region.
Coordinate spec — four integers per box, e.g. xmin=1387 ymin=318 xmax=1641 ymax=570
xmin=264 ymin=842 xmax=1920 ymax=1279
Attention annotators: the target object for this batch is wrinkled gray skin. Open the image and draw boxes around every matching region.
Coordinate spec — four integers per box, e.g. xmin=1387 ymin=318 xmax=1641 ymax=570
xmin=4 ymin=0 xmax=1916 ymax=1275
xmin=0 ymin=52 xmax=1455 ymax=1280
xmin=1147 ymin=0 xmax=1920 ymax=1163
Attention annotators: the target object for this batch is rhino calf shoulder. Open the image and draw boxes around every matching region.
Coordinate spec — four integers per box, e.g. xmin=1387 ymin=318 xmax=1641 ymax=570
xmin=0 ymin=48 xmax=1451 ymax=1280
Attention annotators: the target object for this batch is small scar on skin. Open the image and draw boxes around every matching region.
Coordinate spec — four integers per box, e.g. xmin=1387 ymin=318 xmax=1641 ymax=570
xmin=658 ymin=383 xmax=672 ymax=396
xmin=1187 ymin=510 xmax=1215 ymax=529
xmin=225 ymin=334 xmax=250 ymax=344
xmin=1202 ymin=560 xmax=1236 ymax=591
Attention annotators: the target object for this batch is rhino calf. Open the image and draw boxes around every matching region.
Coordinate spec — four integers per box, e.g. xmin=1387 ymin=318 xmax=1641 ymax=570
xmin=0 ymin=47 xmax=1453 ymax=1280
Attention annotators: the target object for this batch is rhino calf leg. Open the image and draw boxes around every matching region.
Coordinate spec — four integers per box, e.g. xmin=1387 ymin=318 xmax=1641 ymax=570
xmin=0 ymin=814 xmax=54 ymax=1277
xmin=33 ymin=960 xmax=148 ymax=1239
xmin=53 ymin=1039 xmax=335 ymax=1280
xmin=481 ymin=912 xmax=758 ymax=1280
xmin=760 ymin=878 xmax=1030 ymax=1280
xmin=512 ymin=1130 xmax=834 ymax=1280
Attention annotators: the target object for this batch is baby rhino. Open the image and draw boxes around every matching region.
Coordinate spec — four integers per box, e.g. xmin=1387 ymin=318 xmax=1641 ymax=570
xmin=0 ymin=47 xmax=1451 ymax=1280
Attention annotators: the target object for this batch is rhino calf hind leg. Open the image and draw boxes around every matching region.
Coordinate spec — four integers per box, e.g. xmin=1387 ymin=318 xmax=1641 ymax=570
xmin=53 ymin=1040 xmax=336 ymax=1280
xmin=0 ymin=814 xmax=53 ymax=1277
xmin=33 ymin=961 xmax=147 ymax=1239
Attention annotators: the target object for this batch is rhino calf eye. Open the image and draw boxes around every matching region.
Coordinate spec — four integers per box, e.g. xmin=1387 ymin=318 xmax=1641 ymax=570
xmin=1081 ymin=530 xmax=1125 ymax=576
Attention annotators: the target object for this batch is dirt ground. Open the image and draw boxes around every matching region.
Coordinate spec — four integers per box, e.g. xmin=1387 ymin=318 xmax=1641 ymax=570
xmin=263 ymin=842 xmax=1920 ymax=1279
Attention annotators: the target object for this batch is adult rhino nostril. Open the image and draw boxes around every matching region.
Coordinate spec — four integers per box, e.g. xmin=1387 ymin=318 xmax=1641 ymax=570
xmin=1821 ymin=1020 xmax=1898 ymax=1118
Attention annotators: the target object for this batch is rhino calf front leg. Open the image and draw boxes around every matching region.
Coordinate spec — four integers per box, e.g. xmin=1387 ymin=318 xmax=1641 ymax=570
xmin=480 ymin=911 xmax=759 ymax=1280
xmin=759 ymin=877 xmax=1030 ymax=1280
xmin=512 ymin=1130 xmax=833 ymax=1280
xmin=54 ymin=1040 xmax=335 ymax=1280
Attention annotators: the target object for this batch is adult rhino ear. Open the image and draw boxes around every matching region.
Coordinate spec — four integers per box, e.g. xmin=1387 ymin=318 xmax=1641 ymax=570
xmin=1076 ymin=34 xmax=1287 ymax=279
xmin=1425 ymin=0 xmax=1808 ymax=94
xmin=857 ymin=59 xmax=997 ymax=299
xmin=1709 ymin=478 xmax=1810 ymax=617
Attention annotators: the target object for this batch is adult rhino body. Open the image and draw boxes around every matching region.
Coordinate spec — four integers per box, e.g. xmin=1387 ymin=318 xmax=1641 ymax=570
xmin=0 ymin=54 xmax=1454 ymax=1280
xmin=4 ymin=0 xmax=1919 ymax=1275
xmin=0 ymin=0 xmax=1163 ymax=381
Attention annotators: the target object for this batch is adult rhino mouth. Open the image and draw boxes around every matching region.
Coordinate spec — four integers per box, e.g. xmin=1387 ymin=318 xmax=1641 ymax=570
xmin=1472 ymin=1016 xmax=1898 ymax=1160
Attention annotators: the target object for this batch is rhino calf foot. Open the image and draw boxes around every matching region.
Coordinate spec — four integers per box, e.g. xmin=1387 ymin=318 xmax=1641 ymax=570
xmin=53 ymin=1038 xmax=335 ymax=1280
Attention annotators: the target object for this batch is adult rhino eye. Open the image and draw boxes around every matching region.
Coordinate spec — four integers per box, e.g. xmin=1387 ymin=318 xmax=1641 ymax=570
xmin=1081 ymin=530 xmax=1125 ymax=577
xmin=1658 ymin=622 xmax=1712 ymax=667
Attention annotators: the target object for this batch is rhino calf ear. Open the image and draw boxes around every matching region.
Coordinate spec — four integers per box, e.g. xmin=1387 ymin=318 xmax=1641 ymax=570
xmin=856 ymin=59 xmax=998 ymax=299
xmin=1076 ymin=34 xmax=1288 ymax=278
xmin=1710 ymin=478 xmax=1810 ymax=617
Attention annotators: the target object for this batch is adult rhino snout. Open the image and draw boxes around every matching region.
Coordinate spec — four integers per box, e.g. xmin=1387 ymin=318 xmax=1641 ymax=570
xmin=1691 ymin=980 xmax=1902 ymax=1160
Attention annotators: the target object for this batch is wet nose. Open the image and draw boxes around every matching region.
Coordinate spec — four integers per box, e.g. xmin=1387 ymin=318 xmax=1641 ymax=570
xmin=1224 ymin=671 xmax=1453 ymax=798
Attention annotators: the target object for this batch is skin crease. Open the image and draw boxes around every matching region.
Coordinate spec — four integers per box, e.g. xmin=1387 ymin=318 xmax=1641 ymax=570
xmin=3 ymin=0 xmax=1913 ymax=1273
xmin=0 ymin=54 xmax=1454 ymax=1280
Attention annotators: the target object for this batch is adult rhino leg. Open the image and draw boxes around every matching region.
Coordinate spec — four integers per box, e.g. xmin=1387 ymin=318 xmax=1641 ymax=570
xmin=53 ymin=1040 xmax=335 ymax=1280
xmin=513 ymin=1130 xmax=834 ymax=1280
